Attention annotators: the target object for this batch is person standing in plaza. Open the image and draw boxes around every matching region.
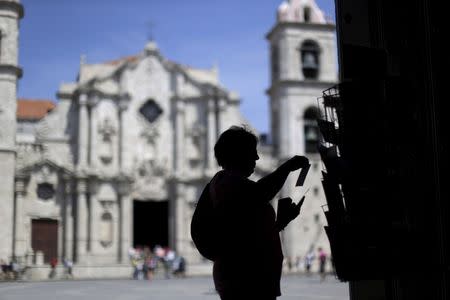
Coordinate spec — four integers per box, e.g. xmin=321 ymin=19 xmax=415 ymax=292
xmin=49 ymin=257 xmax=58 ymax=279
xmin=204 ymin=126 xmax=309 ymax=300
xmin=318 ymin=247 xmax=327 ymax=282
xmin=163 ymin=247 xmax=175 ymax=279
xmin=145 ymin=254 xmax=157 ymax=281
xmin=304 ymin=249 xmax=315 ymax=276
xmin=172 ymin=255 xmax=186 ymax=278
xmin=63 ymin=258 xmax=73 ymax=279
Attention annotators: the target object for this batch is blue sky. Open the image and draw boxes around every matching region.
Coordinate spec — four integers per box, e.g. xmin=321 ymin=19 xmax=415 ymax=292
xmin=19 ymin=0 xmax=335 ymax=133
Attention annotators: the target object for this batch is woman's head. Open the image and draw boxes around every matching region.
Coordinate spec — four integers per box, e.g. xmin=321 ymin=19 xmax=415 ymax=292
xmin=214 ymin=126 xmax=259 ymax=176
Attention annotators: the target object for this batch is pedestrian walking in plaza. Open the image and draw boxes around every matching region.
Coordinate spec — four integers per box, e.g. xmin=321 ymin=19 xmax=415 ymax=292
xmin=131 ymin=254 xmax=140 ymax=280
xmin=318 ymin=247 xmax=327 ymax=282
xmin=163 ymin=247 xmax=175 ymax=279
xmin=11 ymin=260 xmax=20 ymax=280
xmin=145 ymin=255 xmax=157 ymax=281
xmin=192 ymin=126 xmax=309 ymax=300
xmin=142 ymin=257 xmax=149 ymax=280
xmin=154 ymin=245 xmax=165 ymax=261
xmin=63 ymin=258 xmax=74 ymax=279
xmin=305 ymin=249 xmax=315 ymax=276
xmin=172 ymin=255 xmax=186 ymax=278
xmin=49 ymin=257 xmax=58 ymax=279
xmin=0 ymin=259 xmax=8 ymax=280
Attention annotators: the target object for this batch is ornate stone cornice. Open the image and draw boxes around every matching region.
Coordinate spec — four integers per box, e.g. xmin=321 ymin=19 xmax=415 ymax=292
xmin=114 ymin=173 xmax=134 ymax=196
xmin=203 ymin=84 xmax=228 ymax=98
xmin=76 ymin=172 xmax=101 ymax=193
xmin=16 ymin=158 xmax=74 ymax=177
xmin=0 ymin=64 xmax=23 ymax=78
xmin=63 ymin=176 xmax=75 ymax=195
xmin=218 ymin=98 xmax=227 ymax=112
xmin=0 ymin=1 xmax=24 ymax=19
xmin=266 ymin=80 xmax=337 ymax=96
xmin=75 ymin=89 xmax=110 ymax=104
xmin=206 ymin=98 xmax=216 ymax=113
xmin=0 ymin=147 xmax=16 ymax=154
xmin=266 ymin=21 xmax=336 ymax=40
xmin=77 ymin=178 xmax=88 ymax=194
xmin=78 ymin=93 xmax=88 ymax=106
xmin=56 ymin=90 xmax=74 ymax=101
xmin=14 ymin=176 xmax=29 ymax=195
xmin=117 ymin=93 xmax=131 ymax=111
xmin=86 ymin=94 xmax=100 ymax=107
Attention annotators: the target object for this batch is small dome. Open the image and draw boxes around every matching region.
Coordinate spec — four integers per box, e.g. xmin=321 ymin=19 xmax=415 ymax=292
xmin=144 ymin=41 xmax=159 ymax=53
xmin=278 ymin=1 xmax=290 ymax=12
xmin=276 ymin=0 xmax=327 ymax=24
xmin=277 ymin=1 xmax=290 ymax=21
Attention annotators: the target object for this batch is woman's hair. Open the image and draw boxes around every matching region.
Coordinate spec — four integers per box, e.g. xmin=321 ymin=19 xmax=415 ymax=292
xmin=214 ymin=125 xmax=258 ymax=168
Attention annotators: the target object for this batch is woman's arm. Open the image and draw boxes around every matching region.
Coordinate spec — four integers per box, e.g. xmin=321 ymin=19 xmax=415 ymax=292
xmin=256 ymin=164 xmax=290 ymax=202
xmin=255 ymin=156 xmax=309 ymax=202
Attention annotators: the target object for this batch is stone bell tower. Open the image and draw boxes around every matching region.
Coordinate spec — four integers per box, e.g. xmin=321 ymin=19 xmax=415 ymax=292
xmin=267 ymin=0 xmax=338 ymax=260
xmin=0 ymin=0 xmax=23 ymax=261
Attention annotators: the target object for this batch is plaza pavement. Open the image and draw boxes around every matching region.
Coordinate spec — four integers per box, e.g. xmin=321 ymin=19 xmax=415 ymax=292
xmin=0 ymin=274 xmax=349 ymax=300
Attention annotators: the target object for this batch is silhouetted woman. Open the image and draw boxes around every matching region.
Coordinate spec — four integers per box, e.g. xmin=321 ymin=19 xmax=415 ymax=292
xmin=210 ymin=126 xmax=308 ymax=300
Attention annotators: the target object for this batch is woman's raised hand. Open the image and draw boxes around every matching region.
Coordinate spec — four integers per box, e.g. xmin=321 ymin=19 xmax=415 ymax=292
xmin=283 ymin=155 xmax=309 ymax=172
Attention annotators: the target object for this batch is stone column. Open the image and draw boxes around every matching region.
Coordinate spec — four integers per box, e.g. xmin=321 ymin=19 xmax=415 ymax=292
xmin=63 ymin=178 xmax=74 ymax=262
xmin=78 ymin=94 xmax=89 ymax=168
xmin=86 ymin=95 xmax=98 ymax=167
xmin=174 ymin=183 xmax=185 ymax=254
xmin=86 ymin=180 xmax=98 ymax=254
xmin=117 ymin=180 xmax=132 ymax=263
xmin=117 ymin=98 xmax=129 ymax=169
xmin=117 ymin=194 xmax=123 ymax=263
xmin=13 ymin=179 xmax=27 ymax=257
xmin=76 ymin=179 xmax=88 ymax=263
xmin=0 ymin=1 xmax=23 ymax=262
xmin=174 ymin=99 xmax=186 ymax=175
xmin=168 ymin=179 xmax=177 ymax=251
xmin=206 ymin=98 xmax=217 ymax=170
xmin=120 ymin=195 xmax=132 ymax=263
xmin=217 ymin=98 xmax=227 ymax=136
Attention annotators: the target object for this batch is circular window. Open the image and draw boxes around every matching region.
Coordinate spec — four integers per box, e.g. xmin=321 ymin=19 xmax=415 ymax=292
xmin=37 ymin=183 xmax=55 ymax=200
xmin=139 ymin=99 xmax=163 ymax=123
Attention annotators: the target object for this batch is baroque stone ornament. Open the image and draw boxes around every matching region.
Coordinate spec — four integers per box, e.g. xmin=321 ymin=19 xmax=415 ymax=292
xmin=187 ymin=122 xmax=206 ymax=162
xmin=133 ymin=158 xmax=169 ymax=200
xmin=141 ymin=125 xmax=159 ymax=145
xmin=98 ymin=117 xmax=116 ymax=164
xmin=99 ymin=211 xmax=113 ymax=248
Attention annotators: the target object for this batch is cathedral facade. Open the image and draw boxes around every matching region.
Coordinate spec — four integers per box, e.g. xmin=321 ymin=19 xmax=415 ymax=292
xmin=0 ymin=0 xmax=336 ymax=279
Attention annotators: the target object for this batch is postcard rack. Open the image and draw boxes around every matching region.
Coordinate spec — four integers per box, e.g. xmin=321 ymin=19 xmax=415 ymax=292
xmin=317 ymin=84 xmax=388 ymax=281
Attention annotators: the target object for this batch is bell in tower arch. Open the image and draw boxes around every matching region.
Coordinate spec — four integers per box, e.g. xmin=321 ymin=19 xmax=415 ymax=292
xmin=301 ymin=40 xmax=320 ymax=79
xmin=303 ymin=52 xmax=318 ymax=69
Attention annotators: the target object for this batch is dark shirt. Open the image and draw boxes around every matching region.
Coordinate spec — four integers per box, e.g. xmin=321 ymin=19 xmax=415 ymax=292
xmin=210 ymin=170 xmax=283 ymax=297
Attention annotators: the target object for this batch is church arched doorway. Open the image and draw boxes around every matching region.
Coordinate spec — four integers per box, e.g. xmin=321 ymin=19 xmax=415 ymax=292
xmin=133 ymin=200 xmax=169 ymax=249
